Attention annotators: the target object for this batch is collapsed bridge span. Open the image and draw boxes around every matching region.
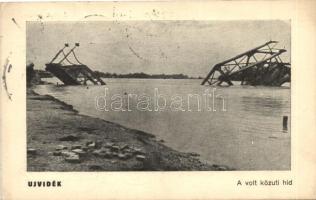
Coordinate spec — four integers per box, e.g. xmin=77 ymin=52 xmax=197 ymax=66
xmin=201 ymin=41 xmax=290 ymax=86
xmin=45 ymin=43 xmax=106 ymax=86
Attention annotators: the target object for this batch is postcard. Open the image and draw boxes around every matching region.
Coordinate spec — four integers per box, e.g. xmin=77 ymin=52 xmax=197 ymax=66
xmin=1 ymin=1 xmax=316 ymax=199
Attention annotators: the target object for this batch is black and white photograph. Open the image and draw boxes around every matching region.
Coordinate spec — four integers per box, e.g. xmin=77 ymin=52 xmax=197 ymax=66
xmin=26 ymin=20 xmax=291 ymax=171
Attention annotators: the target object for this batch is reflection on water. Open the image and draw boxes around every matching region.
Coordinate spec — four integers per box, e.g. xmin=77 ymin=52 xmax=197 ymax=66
xmin=241 ymin=96 xmax=288 ymax=117
xmin=34 ymin=78 xmax=290 ymax=170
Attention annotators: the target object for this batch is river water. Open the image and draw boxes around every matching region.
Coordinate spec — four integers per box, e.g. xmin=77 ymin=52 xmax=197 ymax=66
xmin=35 ymin=78 xmax=290 ymax=170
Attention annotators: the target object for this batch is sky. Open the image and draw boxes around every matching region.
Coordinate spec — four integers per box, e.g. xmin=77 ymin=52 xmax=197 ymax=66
xmin=26 ymin=20 xmax=291 ymax=77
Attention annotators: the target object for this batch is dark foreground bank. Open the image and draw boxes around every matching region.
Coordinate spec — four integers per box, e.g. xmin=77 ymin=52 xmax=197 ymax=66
xmin=27 ymin=89 xmax=232 ymax=171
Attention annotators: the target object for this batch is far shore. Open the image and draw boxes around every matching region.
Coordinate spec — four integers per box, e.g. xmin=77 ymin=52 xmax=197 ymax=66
xmin=27 ymin=88 xmax=233 ymax=171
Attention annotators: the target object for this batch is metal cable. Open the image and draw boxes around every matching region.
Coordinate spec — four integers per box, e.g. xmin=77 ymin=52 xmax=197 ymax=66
xmin=72 ymin=50 xmax=84 ymax=65
xmin=62 ymin=50 xmax=76 ymax=65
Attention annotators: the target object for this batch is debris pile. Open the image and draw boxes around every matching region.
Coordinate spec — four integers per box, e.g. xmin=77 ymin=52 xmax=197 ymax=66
xmin=50 ymin=140 xmax=147 ymax=164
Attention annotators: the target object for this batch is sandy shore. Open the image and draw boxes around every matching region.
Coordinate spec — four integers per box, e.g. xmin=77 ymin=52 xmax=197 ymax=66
xmin=27 ymin=88 xmax=232 ymax=171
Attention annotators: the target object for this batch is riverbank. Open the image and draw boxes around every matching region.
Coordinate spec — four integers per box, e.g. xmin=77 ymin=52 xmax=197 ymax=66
xmin=27 ymin=88 xmax=232 ymax=171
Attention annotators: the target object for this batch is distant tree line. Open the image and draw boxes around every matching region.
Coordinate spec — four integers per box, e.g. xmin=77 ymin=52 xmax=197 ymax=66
xmin=94 ymin=71 xmax=203 ymax=79
xmin=27 ymin=64 xmax=46 ymax=86
xmin=34 ymin=69 xmax=54 ymax=78
xmin=34 ymin=68 xmax=204 ymax=80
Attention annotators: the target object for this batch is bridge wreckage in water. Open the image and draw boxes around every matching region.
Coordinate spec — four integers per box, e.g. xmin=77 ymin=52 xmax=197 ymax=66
xmin=201 ymin=41 xmax=290 ymax=86
xmin=45 ymin=43 xmax=106 ymax=85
